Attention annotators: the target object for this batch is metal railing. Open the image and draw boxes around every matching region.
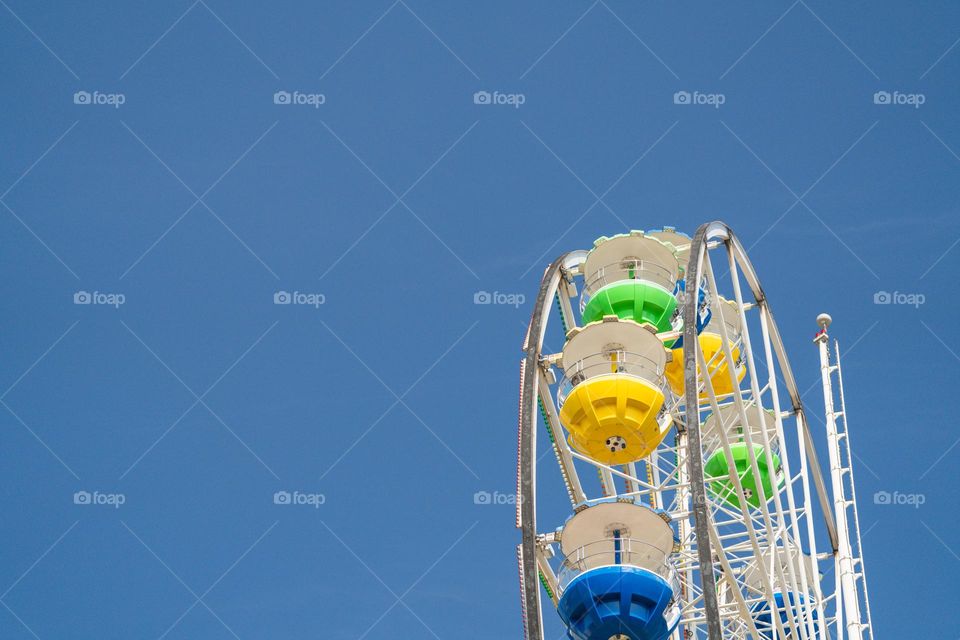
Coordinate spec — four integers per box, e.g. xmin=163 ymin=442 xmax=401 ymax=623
xmin=700 ymin=419 xmax=781 ymax=459
xmin=557 ymin=538 xmax=680 ymax=595
xmin=702 ymin=301 xmax=743 ymax=345
xmin=557 ymin=354 xmax=665 ymax=408
xmin=580 ymin=258 xmax=677 ymax=310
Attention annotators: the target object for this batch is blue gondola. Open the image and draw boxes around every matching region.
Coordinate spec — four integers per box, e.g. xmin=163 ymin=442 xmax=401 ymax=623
xmin=558 ymin=564 xmax=679 ymax=640
xmin=750 ymin=591 xmax=820 ymax=639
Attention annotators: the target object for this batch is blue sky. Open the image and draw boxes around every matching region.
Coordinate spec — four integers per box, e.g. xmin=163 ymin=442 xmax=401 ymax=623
xmin=1 ymin=1 xmax=958 ymax=638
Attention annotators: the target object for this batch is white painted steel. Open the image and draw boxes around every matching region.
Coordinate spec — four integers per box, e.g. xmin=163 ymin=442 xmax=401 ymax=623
xmin=517 ymin=222 xmax=871 ymax=640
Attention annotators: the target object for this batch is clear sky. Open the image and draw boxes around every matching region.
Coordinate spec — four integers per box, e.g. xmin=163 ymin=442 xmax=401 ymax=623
xmin=1 ymin=2 xmax=958 ymax=638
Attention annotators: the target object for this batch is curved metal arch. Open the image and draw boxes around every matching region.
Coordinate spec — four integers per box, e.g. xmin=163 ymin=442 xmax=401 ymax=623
xmin=682 ymin=222 xmax=724 ymax=640
xmin=686 ymin=222 xmax=838 ymax=552
xmin=518 ymin=253 xmax=569 ymax=640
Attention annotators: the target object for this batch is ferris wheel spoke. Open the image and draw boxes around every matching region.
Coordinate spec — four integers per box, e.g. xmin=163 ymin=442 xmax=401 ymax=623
xmin=705 ymin=243 xmax=817 ymax=640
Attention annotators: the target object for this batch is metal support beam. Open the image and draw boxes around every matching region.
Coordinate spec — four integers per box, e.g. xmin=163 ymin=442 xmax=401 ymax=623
xmin=518 ymin=254 xmax=568 ymax=640
xmin=682 ymin=222 xmax=723 ymax=640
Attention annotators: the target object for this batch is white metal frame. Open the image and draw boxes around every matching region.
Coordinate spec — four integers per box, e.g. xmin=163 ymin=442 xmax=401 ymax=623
xmin=516 ymin=222 xmax=874 ymax=640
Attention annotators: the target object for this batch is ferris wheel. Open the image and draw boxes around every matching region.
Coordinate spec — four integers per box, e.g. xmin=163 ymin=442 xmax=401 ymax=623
xmin=516 ymin=222 xmax=874 ymax=640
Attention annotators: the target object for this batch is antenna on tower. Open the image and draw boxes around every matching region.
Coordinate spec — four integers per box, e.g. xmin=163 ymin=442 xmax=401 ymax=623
xmin=816 ymin=314 xmax=874 ymax=640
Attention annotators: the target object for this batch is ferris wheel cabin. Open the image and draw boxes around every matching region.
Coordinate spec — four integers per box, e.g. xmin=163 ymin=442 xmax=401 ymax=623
xmin=555 ymin=500 xmax=681 ymax=640
xmin=701 ymin=405 xmax=784 ymax=509
xmin=579 ymin=232 xmax=680 ymax=332
xmin=557 ymin=317 xmax=671 ymax=464
xmin=751 ymin=591 xmax=820 ymax=640
xmin=663 ymin=296 xmax=746 ymax=398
